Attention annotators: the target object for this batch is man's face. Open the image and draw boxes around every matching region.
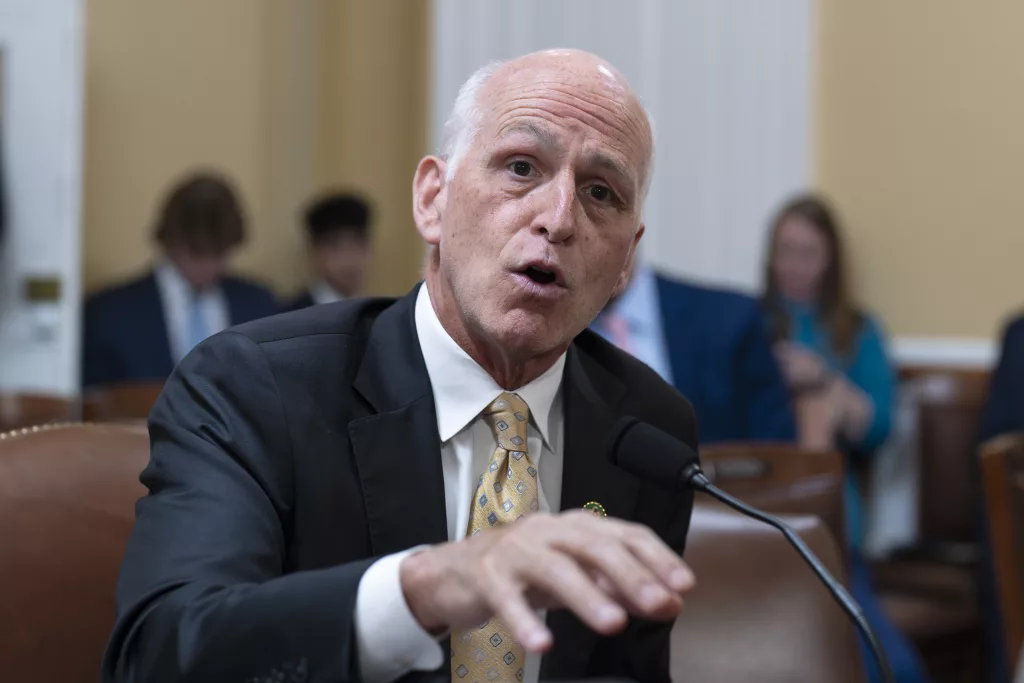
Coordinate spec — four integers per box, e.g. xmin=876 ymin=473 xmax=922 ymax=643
xmin=417 ymin=54 xmax=649 ymax=359
xmin=312 ymin=231 xmax=369 ymax=298
xmin=166 ymin=244 xmax=229 ymax=291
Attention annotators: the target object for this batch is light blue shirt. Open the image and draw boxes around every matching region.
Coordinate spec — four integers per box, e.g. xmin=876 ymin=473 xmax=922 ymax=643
xmin=153 ymin=262 xmax=230 ymax=364
xmin=591 ymin=265 xmax=674 ymax=385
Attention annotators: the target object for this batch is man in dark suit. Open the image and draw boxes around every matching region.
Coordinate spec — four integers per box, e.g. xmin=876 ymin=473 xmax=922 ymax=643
xmin=286 ymin=192 xmax=373 ymax=311
xmin=104 ymin=50 xmax=696 ymax=683
xmin=82 ymin=172 xmax=278 ymax=387
xmin=592 ymin=265 xmax=797 ymax=444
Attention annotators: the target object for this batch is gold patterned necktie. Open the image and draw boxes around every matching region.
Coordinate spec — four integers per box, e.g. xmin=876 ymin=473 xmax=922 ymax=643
xmin=451 ymin=392 xmax=537 ymax=683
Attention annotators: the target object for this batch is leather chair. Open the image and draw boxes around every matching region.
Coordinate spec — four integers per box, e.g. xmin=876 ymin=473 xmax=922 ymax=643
xmin=673 ymin=503 xmax=864 ymax=683
xmin=870 ymin=366 xmax=989 ymax=682
xmin=0 ymin=422 xmax=149 ymax=680
xmin=81 ymin=381 xmax=164 ymax=423
xmin=697 ymin=442 xmax=847 ymax=556
xmin=979 ymin=433 xmax=1024 ymax=675
xmin=0 ymin=391 xmax=76 ymax=430
xmin=900 ymin=366 xmax=990 ymax=548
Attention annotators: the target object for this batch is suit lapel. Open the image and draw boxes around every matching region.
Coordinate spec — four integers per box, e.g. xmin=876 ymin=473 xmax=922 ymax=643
xmin=349 ymin=287 xmax=449 ymax=556
xmin=542 ymin=341 xmax=639 ymax=679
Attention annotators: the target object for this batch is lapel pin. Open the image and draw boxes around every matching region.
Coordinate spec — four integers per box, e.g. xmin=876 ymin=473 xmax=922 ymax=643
xmin=583 ymin=501 xmax=607 ymax=518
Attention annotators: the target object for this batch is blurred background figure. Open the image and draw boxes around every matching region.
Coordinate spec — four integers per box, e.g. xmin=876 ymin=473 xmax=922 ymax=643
xmin=81 ymin=171 xmax=277 ymax=388
xmin=592 ymin=262 xmax=796 ymax=444
xmin=976 ymin=308 xmax=1024 ymax=683
xmin=763 ymin=195 xmax=895 ymax=460
xmin=979 ymin=312 xmax=1024 ymax=442
xmin=286 ymin=192 xmax=372 ymax=311
xmin=761 ymin=194 xmax=925 ymax=683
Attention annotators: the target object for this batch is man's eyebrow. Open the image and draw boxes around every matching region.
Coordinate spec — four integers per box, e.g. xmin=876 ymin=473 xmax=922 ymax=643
xmin=494 ymin=122 xmax=560 ymax=150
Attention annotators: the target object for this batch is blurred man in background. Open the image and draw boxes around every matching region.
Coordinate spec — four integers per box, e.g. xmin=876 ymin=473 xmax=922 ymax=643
xmin=591 ymin=262 xmax=797 ymax=444
xmin=82 ymin=171 xmax=277 ymax=387
xmin=287 ymin=192 xmax=372 ymax=311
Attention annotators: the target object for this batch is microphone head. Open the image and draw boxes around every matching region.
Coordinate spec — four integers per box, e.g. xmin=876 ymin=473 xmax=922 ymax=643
xmin=607 ymin=416 xmax=701 ymax=492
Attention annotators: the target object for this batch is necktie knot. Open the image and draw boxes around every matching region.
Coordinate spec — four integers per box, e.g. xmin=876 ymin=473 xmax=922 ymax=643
xmin=482 ymin=392 xmax=529 ymax=452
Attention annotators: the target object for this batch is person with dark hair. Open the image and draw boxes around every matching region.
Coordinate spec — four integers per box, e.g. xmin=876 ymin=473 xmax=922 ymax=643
xmin=287 ymin=192 xmax=372 ymax=311
xmin=761 ymin=193 xmax=927 ymax=683
xmin=82 ymin=171 xmax=278 ymax=388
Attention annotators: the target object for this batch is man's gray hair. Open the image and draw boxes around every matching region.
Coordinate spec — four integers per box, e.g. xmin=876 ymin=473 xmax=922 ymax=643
xmin=439 ymin=60 xmax=504 ymax=183
xmin=438 ymin=57 xmax=655 ymax=201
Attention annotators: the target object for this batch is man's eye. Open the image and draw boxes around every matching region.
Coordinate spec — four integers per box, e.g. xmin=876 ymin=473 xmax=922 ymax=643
xmin=511 ymin=161 xmax=533 ymax=177
xmin=587 ymin=185 xmax=613 ymax=202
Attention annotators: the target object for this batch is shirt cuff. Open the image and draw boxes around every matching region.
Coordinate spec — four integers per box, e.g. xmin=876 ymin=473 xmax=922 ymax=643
xmin=355 ymin=546 xmax=446 ymax=683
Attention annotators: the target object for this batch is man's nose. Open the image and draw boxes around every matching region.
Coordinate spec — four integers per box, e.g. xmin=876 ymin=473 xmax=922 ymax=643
xmin=533 ymin=172 xmax=577 ymax=243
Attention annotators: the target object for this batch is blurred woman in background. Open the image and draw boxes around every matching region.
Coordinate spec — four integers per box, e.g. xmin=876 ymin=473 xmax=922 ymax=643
xmin=761 ymin=194 xmax=927 ymax=683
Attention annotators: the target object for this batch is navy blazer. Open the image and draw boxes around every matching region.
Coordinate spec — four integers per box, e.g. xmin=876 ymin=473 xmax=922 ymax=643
xmin=82 ymin=271 xmax=278 ymax=387
xmin=979 ymin=313 xmax=1024 ymax=442
xmin=655 ymin=274 xmax=797 ymax=444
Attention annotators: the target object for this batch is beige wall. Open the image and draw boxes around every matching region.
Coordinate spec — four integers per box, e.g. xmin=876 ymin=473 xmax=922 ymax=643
xmin=816 ymin=0 xmax=1024 ymax=339
xmin=83 ymin=0 xmax=429 ymax=299
xmin=319 ymin=0 xmax=430 ymax=296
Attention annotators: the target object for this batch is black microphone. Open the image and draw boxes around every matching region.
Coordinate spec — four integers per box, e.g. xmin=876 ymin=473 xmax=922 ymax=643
xmin=608 ymin=416 xmax=896 ymax=683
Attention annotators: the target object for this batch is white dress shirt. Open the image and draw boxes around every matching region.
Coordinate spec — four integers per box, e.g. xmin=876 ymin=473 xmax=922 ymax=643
xmin=354 ymin=284 xmax=566 ymax=683
xmin=153 ymin=262 xmax=229 ymax=363
xmin=310 ymin=280 xmax=345 ymax=306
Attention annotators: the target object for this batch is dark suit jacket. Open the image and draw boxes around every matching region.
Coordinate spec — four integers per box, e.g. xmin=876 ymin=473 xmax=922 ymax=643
xmin=103 ymin=285 xmax=697 ymax=683
xmin=655 ymin=274 xmax=796 ymax=444
xmin=82 ymin=270 xmax=278 ymax=387
xmin=979 ymin=313 xmax=1024 ymax=442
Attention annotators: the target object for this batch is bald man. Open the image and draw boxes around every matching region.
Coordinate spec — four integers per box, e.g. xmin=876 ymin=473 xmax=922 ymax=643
xmin=104 ymin=50 xmax=697 ymax=683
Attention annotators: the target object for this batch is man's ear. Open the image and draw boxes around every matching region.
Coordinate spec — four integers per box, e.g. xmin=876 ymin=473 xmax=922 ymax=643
xmin=611 ymin=224 xmax=645 ymax=298
xmin=413 ymin=156 xmax=447 ymax=246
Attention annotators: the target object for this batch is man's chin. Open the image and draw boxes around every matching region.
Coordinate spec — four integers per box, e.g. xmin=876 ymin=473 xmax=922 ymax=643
xmin=491 ymin=312 xmax=573 ymax=356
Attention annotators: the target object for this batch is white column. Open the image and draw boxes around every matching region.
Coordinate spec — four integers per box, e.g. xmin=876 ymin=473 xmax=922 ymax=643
xmin=0 ymin=0 xmax=84 ymax=394
xmin=432 ymin=0 xmax=812 ymax=293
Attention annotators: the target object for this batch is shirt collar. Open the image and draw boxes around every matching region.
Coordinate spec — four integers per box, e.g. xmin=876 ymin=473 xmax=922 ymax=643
xmin=154 ymin=260 xmax=220 ymax=300
xmin=414 ymin=283 xmax=565 ymax=446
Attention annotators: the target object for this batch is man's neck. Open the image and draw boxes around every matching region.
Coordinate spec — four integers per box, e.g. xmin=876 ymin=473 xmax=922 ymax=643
xmin=423 ymin=273 xmax=566 ymax=391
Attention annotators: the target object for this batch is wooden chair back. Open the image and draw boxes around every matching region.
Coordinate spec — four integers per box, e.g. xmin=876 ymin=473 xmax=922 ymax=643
xmin=901 ymin=366 xmax=990 ymax=544
xmin=979 ymin=433 xmax=1024 ymax=672
xmin=81 ymin=381 xmax=165 ymax=423
xmin=0 ymin=392 xmax=76 ymax=431
xmin=699 ymin=442 xmax=847 ymax=555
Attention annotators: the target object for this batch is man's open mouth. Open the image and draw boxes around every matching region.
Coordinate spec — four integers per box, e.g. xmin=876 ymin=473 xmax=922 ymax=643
xmin=521 ymin=265 xmax=558 ymax=285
